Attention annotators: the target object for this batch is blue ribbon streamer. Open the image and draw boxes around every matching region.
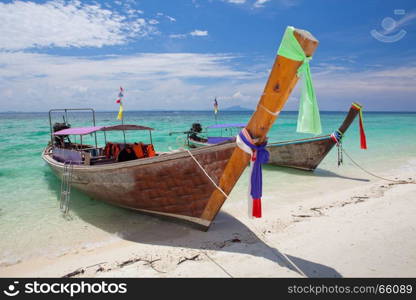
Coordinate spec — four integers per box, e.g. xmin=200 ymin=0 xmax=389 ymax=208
xmin=238 ymin=132 xmax=270 ymax=199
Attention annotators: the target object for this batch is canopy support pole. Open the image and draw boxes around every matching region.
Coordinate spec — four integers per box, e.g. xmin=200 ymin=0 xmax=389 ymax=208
xmin=92 ymin=110 xmax=98 ymax=148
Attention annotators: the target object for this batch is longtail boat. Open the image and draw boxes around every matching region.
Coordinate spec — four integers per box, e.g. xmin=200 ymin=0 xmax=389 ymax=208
xmin=43 ymin=26 xmax=319 ymax=230
xmin=178 ymin=103 xmax=362 ymax=171
xmin=266 ymin=103 xmax=362 ymax=171
xmin=174 ymin=123 xmax=246 ymax=148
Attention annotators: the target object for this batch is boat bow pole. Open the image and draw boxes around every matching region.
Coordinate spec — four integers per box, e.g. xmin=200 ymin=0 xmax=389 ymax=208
xmin=201 ymin=27 xmax=320 ymax=224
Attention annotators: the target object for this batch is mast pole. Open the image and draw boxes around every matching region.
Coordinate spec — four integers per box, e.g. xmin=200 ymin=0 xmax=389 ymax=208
xmin=214 ymin=96 xmax=218 ymax=125
xmin=121 ymin=111 xmax=126 ymax=144
xmin=200 ymin=27 xmax=319 ymax=223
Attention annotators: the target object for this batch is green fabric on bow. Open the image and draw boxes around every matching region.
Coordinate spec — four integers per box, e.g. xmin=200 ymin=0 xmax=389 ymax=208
xmin=277 ymin=26 xmax=322 ymax=135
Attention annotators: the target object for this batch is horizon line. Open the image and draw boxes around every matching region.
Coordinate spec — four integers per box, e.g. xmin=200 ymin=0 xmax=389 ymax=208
xmin=1 ymin=109 xmax=416 ymax=113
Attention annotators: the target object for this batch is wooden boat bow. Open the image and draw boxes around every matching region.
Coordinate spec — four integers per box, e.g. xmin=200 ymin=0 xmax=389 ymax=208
xmin=44 ymin=27 xmax=320 ymax=231
xmin=266 ymin=103 xmax=362 ymax=171
xmin=201 ymin=27 xmax=319 ymax=223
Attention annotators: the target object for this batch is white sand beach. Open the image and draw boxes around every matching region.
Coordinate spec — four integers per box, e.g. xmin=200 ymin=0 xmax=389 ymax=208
xmin=1 ymin=161 xmax=415 ymax=278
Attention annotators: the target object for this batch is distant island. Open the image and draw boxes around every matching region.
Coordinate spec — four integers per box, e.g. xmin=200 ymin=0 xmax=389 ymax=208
xmin=222 ymin=105 xmax=253 ymax=111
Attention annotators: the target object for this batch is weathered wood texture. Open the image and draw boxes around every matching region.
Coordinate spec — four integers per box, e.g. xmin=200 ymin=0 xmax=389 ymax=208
xmin=43 ymin=143 xmax=235 ymax=227
xmin=266 ymin=103 xmax=361 ymax=171
xmin=200 ymin=28 xmax=319 ymax=222
xmin=338 ymin=103 xmax=361 ymax=135
xmin=267 ymin=138 xmax=333 ymax=171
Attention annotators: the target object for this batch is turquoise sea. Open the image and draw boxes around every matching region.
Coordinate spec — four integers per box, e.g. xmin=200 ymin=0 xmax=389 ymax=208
xmin=0 ymin=110 xmax=415 ymax=266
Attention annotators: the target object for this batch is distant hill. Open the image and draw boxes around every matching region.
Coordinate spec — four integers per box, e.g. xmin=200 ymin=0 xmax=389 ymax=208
xmin=223 ymin=105 xmax=252 ymax=111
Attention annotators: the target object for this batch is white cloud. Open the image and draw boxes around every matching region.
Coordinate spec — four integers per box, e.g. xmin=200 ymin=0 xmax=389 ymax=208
xmin=253 ymin=0 xmax=270 ymax=8
xmin=170 ymin=30 xmax=208 ymax=39
xmin=309 ymin=63 xmax=416 ymax=110
xmin=232 ymin=91 xmax=243 ymax=98
xmin=0 ymin=49 xmax=415 ymax=111
xmin=166 ymin=15 xmax=176 ymax=22
xmin=0 ymin=0 xmax=156 ymax=50
xmin=190 ymin=30 xmax=208 ymax=37
xmin=127 ymin=9 xmax=144 ymax=16
xmin=313 ymin=65 xmax=416 ymax=94
xmin=224 ymin=0 xmax=296 ymax=8
xmin=169 ymin=34 xmax=187 ymax=39
xmin=0 ymin=52 xmax=253 ymax=111
xmin=225 ymin=0 xmax=246 ymax=4
xmin=156 ymin=12 xmax=176 ymax=22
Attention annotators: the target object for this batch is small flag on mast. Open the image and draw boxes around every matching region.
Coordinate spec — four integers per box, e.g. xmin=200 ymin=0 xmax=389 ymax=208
xmin=116 ymin=86 xmax=124 ymax=120
xmin=213 ymin=98 xmax=218 ymax=115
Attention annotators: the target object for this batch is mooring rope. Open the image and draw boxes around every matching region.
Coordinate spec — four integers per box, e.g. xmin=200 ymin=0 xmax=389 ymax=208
xmin=186 ymin=148 xmax=307 ymax=277
xmin=201 ymin=251 xmax=234 ymax=278
xmin=185 ymin=149 xmax=229 ymax=198
xmin=341 ymin=147 xmax=415 ymax=184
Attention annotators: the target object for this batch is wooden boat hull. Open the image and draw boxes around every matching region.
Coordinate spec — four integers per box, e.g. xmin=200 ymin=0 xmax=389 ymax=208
xmin=185 ymin=103 xmax=361 ymax=172
xmin=187 ymin=138 xmax=210 ymax=148
xmin=266 ymin=135 xmax=334 ymax=171
xmin=43 ymin=143 xmax=236 ymax=229
xmin=266 ymin=103 xmax=361 ymax=171
xmin=43 ymin=27 xmax=321 ymax=229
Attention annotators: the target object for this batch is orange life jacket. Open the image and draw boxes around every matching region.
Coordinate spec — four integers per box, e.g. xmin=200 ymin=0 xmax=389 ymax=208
xmin=146 ymin=144 xmax=156 ymax=157
xmin=104 ymin=143 xmax=112 ymax=158
xmin=133 ymin=143 xmax=144 ymax=158
xmin=112 ymin=144 xmax=120 ymax=160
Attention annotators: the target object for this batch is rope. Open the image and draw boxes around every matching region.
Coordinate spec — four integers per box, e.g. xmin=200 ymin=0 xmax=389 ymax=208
xmin=187 ymin=149 xmax=310 ymax=277
xmin=341 ymin=147 xmax=415 ymax=184
xmin=337 ymin=142 xmax=343 ymax=166
xmin=258 ymin=103 xmax=280 ymax=116
xmin=202 ymin=251 xmax=233 ymax=278
xmin=185 ymin=149 xmax=229 ymax=198
xmin=248 ymin=222 xmax=307 ymax=277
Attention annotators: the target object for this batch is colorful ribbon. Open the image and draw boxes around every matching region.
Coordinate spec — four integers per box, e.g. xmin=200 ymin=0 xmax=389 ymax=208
xmin=330 ymin=130 xmax=343 ymax=144
xmin=277 ymin=26 xmax=322 ymax=135
xmin=236 ymin=128 xmax=269 ymax=218
xmin=352 ymin=103 xmax=367 ymax=149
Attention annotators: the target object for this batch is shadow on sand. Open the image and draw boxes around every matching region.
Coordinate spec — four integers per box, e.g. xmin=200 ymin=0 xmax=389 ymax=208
xmin=263 ymin=164 xmax=370 ymax=182
xmin=44 ymin=169 xmax=342 ymax=278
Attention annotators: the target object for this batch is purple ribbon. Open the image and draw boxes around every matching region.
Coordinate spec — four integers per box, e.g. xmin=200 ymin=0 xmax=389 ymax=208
xmin=238 ymin=132 xmax=269 ymax=199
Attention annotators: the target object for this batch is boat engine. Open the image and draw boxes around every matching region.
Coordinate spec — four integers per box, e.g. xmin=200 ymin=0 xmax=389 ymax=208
xmin=53 ymin=122 xmax=71 ymax=147
xmin=191 ymin=123 xmax=203 ymax=133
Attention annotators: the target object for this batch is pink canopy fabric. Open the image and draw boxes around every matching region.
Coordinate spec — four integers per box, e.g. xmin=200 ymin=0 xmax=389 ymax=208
xmin=54 ymin=126 xmax=103 ymax=136
xmin=53 ymin=124 xmax=154 ymax=136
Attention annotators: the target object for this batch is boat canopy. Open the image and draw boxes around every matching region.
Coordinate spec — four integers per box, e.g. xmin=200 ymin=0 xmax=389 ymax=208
xmin=206 ymin=123 xmax=246 ymax=129
xmin=101 ymin=124 xmax=154 ymax=131
xmin=54 ymin=124 xmax=154 ymax=136
xmin=54 ymin=126 xmax=103 ymax=136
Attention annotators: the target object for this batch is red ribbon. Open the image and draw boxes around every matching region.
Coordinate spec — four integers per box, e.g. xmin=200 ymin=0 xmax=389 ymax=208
xmin=252 ymin=198 xmax=262 ymax=218
xmin=352 ymin=103 xmax=367 ymax=149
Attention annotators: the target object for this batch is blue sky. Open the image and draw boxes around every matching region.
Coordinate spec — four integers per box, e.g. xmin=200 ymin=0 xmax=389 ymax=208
xmin=0 ymin=0 xmax=415 ymax=112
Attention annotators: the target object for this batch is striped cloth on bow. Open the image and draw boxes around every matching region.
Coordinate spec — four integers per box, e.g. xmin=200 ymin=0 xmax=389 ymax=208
xmin=236 ymin=128 xmax=269 ymax=218
xmin=330 ymin=130 xmax=343 ymax=144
